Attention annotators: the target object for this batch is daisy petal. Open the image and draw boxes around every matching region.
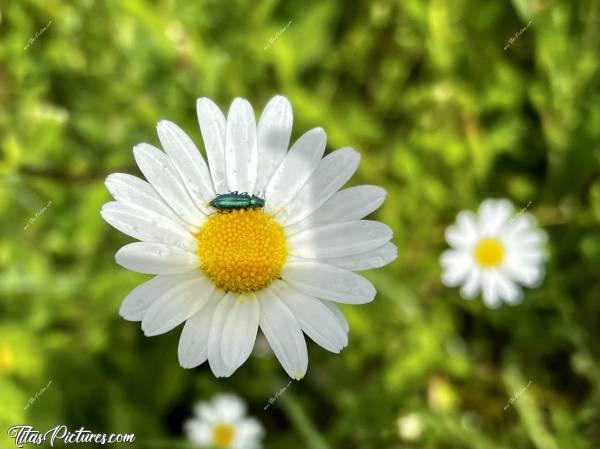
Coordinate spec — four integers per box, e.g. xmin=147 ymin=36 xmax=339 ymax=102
xmin=255 ymin=95 xmax=293 ymax=194
xmin=115 ymin=242 xmax=198 ymax=274
xmin=285 ymin=185 xmax=387 ymax=236
xmin=503 ymin=259 xmax=545 ymax=287
xmin=272 ymin=281 xmax=347 ymax=353
xmin=105 ymin=173 xmax=194 ymax=231
xmin=184 ymin=420 xmax=211 ymax=446
xmin=480 ymin=271 xmax=501 ymax=308
xmin=288 ymin=220 xmax=393 ymax=259
xmin=142 ymin=274 xmax=215 ymax=336
xmin=197 ymin=97 xmax=228 ymax=194
xmin=500 ymin=214 xmax=536 ymax=239
xmin=157 ymin=120 xmax=215 ymax=213
xmin=512 ymin=248 xmax=545 ymax=266
xmin=178 ymin=293 xmax=221 ymax=368
xmin=495 ymin=273 xmax=523 ymax=305
xmin=277 ymin=147 xmax=360 ymax=226
xmin=236 ymin=417 xmax=264 ymax=443
xmin=321 ymin=301 xmax=349 ymax=333
xmin=225 ymin=98 xmax=258 ymax=194
xmin=101 ymin=201 xmax=196 ymax=251
xmin=264 ymin=128 xmax=326 ymax=214
xmin=460 ymin=268 xmax=480 ymax=299
xmin=212 ymin=394 xmax=248 ymax=423
xmin=257 ymin=288 xmax=308 ymax=379
xmin=317 ymin=242 xmax=397 ymax=271
xmin=120 ymin=274 xmax=191 ymax=321
xmin=282 ymin=261 xmax=376 ymax=304
xmin=133 ymin=143 xmax=205 ymax=227
xmin=517 ymin=229 xmax=548 ymax=248
xmin=478 ymin=199 xmax=514 ymax=235
xmin=208 ymin=292 xmax=237 ymax=377
xmin=445 ymin=211 xmax=478 ymax=249
xmin=194 ymin=403 xmax=219 ymax=424
xmin=221 ymin=293 xmax=260 ymax=370
xmin=440 ymin=249 xmax=473 ymax=287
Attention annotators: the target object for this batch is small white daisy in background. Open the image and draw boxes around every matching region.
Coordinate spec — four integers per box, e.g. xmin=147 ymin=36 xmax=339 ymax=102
xmin=185 ymin=394 xmax=263 ymax=449
xmin=440 ymin=199 xmax=547 ymax=308
xmin=101 ymin=95 xmax=396 ymax=379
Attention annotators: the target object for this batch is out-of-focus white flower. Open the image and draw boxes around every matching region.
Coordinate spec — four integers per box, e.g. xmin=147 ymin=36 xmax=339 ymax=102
xmin=185 ymin=394 xmax=263 ymax=449
xmin=396 ymin=413 xmax=424 ymax=441
xmin=440 ymin=199 xmax=547 ymax=308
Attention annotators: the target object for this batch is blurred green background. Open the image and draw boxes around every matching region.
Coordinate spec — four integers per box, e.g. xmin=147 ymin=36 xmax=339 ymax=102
xmin=1 ymin=0 xmax=600 ymax=447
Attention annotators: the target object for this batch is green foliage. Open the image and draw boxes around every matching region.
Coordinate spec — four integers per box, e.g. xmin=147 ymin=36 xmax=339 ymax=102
xmin=1 ymin=0 xmax=599 ymax=447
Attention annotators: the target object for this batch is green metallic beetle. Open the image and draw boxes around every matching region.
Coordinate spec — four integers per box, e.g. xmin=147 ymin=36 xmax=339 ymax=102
xmin=209 ymin=191 xmax=265 ymax=211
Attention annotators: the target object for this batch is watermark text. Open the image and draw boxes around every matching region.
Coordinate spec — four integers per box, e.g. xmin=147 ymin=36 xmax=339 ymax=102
xmin=264 ymin=380 xmax=292 ymax=410
xmin=24 ymin=380 xmax=52 ymax=410
xmin=24 ymin=21 xmax=52 ymax=50
xmin=504 ymin=21 xmax=532 ymax=50
xmin=504 ymin=380 xmax=532 ymax=410
xmin=7 ymin=425 xmax=135 ymax=447
xmin=264 ymin=21 xmax=292 ymax=50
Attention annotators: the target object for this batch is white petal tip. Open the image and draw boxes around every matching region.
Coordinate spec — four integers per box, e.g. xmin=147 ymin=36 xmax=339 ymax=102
xmin=345 ymin=147 xmax=361 ymax=157
xmin=118 ymin=311 xmax=138 ymax=322
xmin=364 ymin=287 xmax=377 ymax=302
xmin=196 ymin=97 xmax=215 ymax=110
xmin=142 ymin=328 xmax=157 ymax=337
xmin=132 ymin=143 xmax=151 ymax=159
xmin=231 ymin=97 xmax=249 ymax=107
xmin=156 ymin=120 xmax=169 ymax=130
xmin=179 ymin=360 xmax=199 ymax=370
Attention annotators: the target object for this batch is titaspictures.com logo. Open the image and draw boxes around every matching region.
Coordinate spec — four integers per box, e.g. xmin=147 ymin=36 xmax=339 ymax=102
xmin=7 ymin=425 xmax=135 ymax=447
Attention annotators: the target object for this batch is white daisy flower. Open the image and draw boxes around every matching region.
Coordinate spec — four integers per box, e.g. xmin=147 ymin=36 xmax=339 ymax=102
xmin=440 ymin=199 xmax=546 ymax=308
xmin=184 ymin=394 xmax=263 ymax=449
xmin=101 ymin=95 xmax=396 ymax=378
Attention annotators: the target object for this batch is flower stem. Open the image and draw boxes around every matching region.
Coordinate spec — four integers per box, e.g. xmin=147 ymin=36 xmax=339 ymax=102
xmin=280 ymin=393 xmax=330 ymax=449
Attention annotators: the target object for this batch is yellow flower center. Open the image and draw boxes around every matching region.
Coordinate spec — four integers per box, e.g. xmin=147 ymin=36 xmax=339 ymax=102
xmin=474 ymin=238 xmax=505 ymax=268
xmin=196 ymin=209 xmax=287 ymax=293
xmin=212 ymin=423 xmax=235 ymax=449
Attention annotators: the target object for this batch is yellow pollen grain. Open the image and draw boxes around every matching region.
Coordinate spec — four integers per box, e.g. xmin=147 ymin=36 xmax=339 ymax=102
xmin=196 ymin=209 xmax=287 ymax=293
xmin=212 ymin=423 xmax=235 ymax=449
xmin=474 ymin=238 xmax=505 ymax=268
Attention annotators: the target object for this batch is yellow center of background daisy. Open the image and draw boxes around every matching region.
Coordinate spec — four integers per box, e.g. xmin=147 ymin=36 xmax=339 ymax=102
xmin=212 ymin=423 xmax=235 ymax=448
xmin=474 ymin=238 xmax=505 ymax=268
xmin=196 ymin=209 xmax=287 ymax=293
